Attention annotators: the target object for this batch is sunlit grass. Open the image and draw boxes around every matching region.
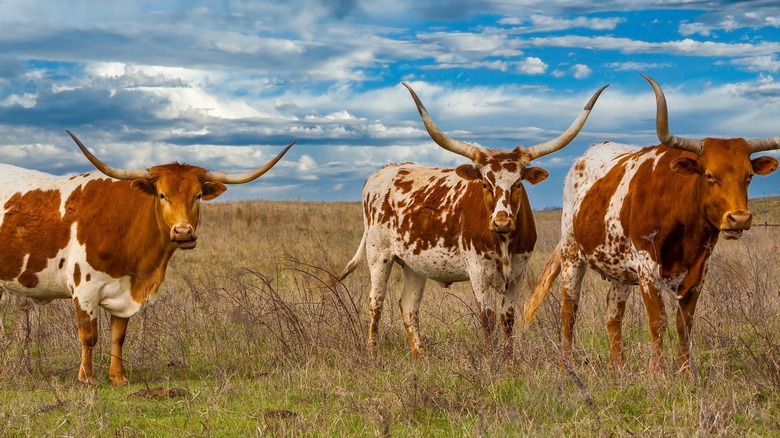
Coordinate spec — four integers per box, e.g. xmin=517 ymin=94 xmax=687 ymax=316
xmin=1 ymin=197 xmax=779 ymax=435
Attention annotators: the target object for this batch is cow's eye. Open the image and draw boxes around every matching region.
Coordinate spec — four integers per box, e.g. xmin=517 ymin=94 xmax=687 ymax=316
xmin=195 ymin=193 xmax=203 ymax=200
xmin=159 ymin=193 xmax=166 ymax=200
xmin=705 ymin=173 xmax=715 ymax=182
xmin=746 ymin=174 xmax=753 ymax=183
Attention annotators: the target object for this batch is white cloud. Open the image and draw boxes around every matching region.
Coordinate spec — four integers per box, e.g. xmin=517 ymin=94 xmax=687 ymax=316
xmin=524 ymin=14 xmax=624 ymax=32
xmin=516 ymin=57 xmax=548 ymax=75
xmin=731 ymin=55 xmax=780 ymax=73
xmin=529 ymin=36 xmax=780 ymax=57
xmin=296 ymin=154 xmax=319 ymax=181
xmin=571 ymin=64 xmax=592 ymax=79
xmin=1 ymin=93 xmax=36 ymax=108
xmin=678 ymin=21 xmax=713 ymax=36
xmin=604 ymin=61 xmax=673 ymax=71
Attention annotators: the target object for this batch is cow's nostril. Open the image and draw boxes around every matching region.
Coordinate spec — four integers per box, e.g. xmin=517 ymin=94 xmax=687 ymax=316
xmin=727 ymin=212 xmax=752 ymax=228
xmin=173 ymin=225 xmax=193 ymax=236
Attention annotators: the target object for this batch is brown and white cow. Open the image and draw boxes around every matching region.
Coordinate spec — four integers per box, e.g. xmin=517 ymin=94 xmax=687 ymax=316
xmin=337 ymin=82 xmax=607 ymax=358
xmin=0 ymin=132 xmax=294 ymax=384
xmin=523 ymin=75 xmax=779 ymax=373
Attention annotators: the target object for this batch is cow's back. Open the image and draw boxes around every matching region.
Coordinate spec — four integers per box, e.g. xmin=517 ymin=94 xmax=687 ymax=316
xmin=561 ymin=142 xmax=663 ymax=284
xmin=362 ymin=163 xmax=474 ymax=282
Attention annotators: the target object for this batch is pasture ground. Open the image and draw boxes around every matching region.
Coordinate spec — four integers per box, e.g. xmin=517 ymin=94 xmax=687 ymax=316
xmin=1 ymin=198 xmax=780 ymax=436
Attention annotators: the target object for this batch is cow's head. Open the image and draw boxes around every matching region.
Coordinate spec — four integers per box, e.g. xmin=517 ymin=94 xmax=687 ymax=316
xmin=644 ymin=74 xmax=779 ymax=240
xmin=403 ymin=82 xmax=607 ymax=234
xmin=67 ymin=131 xmax=294 ymax=249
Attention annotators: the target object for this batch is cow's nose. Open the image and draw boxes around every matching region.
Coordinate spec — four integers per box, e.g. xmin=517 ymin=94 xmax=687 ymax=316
xmin=171 ymin=224 xmax=195 ymax=239
xmin=492 ymin=218 xmax=514 ymax=233
xmin=726 ymin=211 xmax=752 ymax=229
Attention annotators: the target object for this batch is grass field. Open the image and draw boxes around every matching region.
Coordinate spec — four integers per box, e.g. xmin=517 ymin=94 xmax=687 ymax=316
xmin=1 ymin=197 xmax=780 ymax=436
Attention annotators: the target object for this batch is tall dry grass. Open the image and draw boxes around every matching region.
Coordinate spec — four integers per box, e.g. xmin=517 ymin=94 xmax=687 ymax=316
xmin=1 ymin=198 xmax=779 ymax=435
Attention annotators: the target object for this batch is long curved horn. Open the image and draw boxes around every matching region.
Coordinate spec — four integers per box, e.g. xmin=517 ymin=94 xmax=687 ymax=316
xmin=204 ymin=141 xmax=296 ymax=184
xmin=67 ymin=130 xmax=150 ymax=180
xmin=402 ymin=82 xmax=482 ymax=162
xmin=525 ymin=84 xmax=609 ymax=161
xmin=747 ymin=136 xmax=780 ymax=153
xmin=641 ymin=74 xmax=703 ymax=155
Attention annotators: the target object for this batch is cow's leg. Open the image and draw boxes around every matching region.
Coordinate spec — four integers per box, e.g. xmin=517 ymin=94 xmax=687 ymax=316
xmin=675 ymin=286 xmax=701 ymax=374
xmin=559 ymin=258 xmax=586 ymax=368
xmin=74 ymin=298 xmax=98 ymax=383
xmin=366 ymin=253 xmax=393 ymax=357
xmin=399 ymin=266 xmax=426 ymax=359
xmin=499 ymin=276 xmax=522 ymax=360
xmin=605 ymin=282 xmax=631 ymax=369
xmin=638 ymin=276 xmax=667 ymax=373
xmin=109 ymin=315 xmax=130 ymax=386
xmin=14 ymin=295 xmax=40 ymax=345
xmin=471 ymin=276 xmax=500 ymax=356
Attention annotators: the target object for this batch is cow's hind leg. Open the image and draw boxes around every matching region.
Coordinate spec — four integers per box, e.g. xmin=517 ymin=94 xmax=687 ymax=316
xmin=399 ymin=266 xmax=426 ymax=359
xmin=74 ymin=298 xmax=98 ymax=383
xmin=14 ymin=295 xmax=40 ymax=345
xmin=109 ymin=315 xmax=130 ymax=386
xmin=606 ymin=282 xmax=631 ymax=369
xmin=559 ymin=257 xmax=586 ymax=368
xmin=366 ymin=253 xmax=393 ymax=357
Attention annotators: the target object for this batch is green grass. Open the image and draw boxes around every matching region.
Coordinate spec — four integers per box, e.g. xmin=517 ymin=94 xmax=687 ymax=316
xmin=1 ymin=198 xmax=780 ymax=435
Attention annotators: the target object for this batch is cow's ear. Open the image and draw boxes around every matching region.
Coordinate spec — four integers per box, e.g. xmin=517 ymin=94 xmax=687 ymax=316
xmin=752 ymin=156 xmax=778 ymax=175
xmin=456 ymin=164 xmax=482 ymax=181
xmin=202 ymin=181 xmax=227 ymax=200
xmin=522 ymin=167 xmax=549 ymax=185
xmin=671 ymin=157 xmax=699 ymax=176
xmin=130 ymin=179 xmax=156 ymax=195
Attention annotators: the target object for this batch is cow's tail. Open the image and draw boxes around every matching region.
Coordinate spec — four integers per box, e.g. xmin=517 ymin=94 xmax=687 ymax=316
xmin=523 ymin=243 xmax=563 ymax=329
xmin=332 ymin=230 xmax=367 ymax=285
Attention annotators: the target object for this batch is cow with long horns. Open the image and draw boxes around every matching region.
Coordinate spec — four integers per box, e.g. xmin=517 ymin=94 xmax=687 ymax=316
xmin=337 ymin=82 xmax=607 ymax=358
xmin=0 ymin=132 xmax=294 ymax=384
xmin=523 ymin=75 xmax=779 ymax=373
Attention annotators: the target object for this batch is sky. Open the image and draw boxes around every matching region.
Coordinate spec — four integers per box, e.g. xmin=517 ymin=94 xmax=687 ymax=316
xmin=1 ymin=1 xmax=780 ymax=207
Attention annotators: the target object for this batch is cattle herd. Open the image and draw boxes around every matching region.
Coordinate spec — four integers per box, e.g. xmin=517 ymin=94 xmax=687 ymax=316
xmin=0 ymin=75 xmax=778 ymax=385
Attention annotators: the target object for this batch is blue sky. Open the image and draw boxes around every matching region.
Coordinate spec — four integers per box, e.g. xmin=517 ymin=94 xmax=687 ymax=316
xmin=1 ymin=1 xmax=780 ymax=207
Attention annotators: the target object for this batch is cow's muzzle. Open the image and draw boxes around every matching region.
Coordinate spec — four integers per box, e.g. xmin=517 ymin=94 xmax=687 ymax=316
xmin=171 ymin=224 xmax=198 ymax=249
xmin=722 ymin=210 xmax=752 ymax=240
xmin=490 ymin=214 xmax=515 ymax=234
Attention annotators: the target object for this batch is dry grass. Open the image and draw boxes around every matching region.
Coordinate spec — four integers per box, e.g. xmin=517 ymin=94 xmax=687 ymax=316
xmin=1 ymin=197 xmax=780 ymax=435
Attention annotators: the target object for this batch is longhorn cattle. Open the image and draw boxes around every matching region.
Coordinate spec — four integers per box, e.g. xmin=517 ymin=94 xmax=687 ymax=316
xmin=523 ymin=75 xmax=779 ymax=373
xmin=0 ymin=132 xmax=294 ymax=384
xmin=337 ymin=82 xmax=607 ymax=358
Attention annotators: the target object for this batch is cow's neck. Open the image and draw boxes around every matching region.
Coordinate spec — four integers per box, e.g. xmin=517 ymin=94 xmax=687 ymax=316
xmin=637 ymin=148 xmax=720 ymax=271
xmin=74 ymin=178 xmax=176 ymax=304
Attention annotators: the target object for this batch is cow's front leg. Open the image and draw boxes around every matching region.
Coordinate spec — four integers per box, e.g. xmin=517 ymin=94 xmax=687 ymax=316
xmin=109 ymin=315 xmax=130 ymax=385
xmin=74 ymin=298 xmax=98 ymax=383
xmin=638 ymin=276 xmax=667 ymax=373
xmin=675 ymin=286 xmax=701 ymax=375
xmin=499 ymin=277 xmax=522 ymax=360
xmin=471 ymin=278 xmax=498 ymax=356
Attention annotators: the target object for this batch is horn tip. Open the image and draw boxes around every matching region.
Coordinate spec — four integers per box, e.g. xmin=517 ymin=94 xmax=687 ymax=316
xmin=640 ymin=74 xmax=657 ymax=86
xmin=584 ymin=84 xmax=609 ymax=110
